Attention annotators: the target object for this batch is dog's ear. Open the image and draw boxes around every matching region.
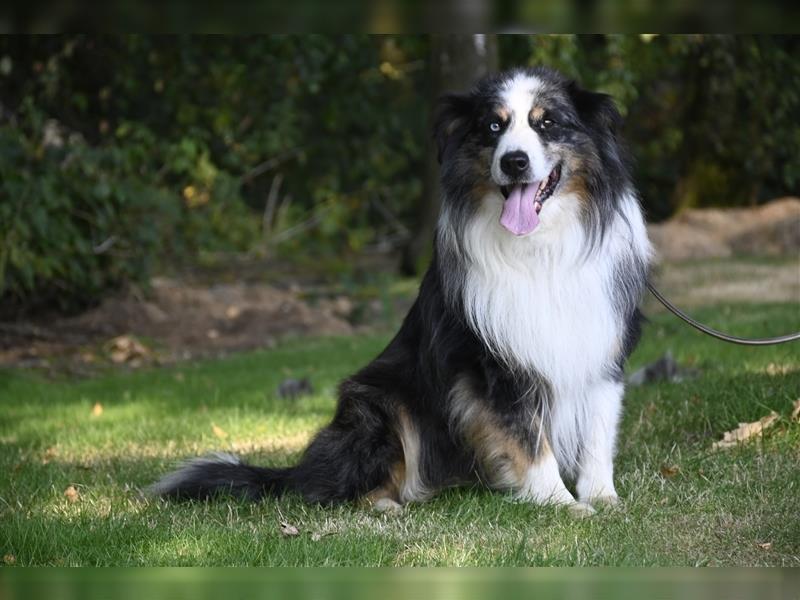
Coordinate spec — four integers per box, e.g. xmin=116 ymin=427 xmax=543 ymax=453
xmin=433 ymin=93 xmax=473 ymax=164
xmin=567 ymin=82 xmax=622 ymax=136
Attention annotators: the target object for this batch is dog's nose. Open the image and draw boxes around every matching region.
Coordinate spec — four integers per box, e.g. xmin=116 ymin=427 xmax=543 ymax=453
xmin=500 ymin=151 xmax=529 ymax=176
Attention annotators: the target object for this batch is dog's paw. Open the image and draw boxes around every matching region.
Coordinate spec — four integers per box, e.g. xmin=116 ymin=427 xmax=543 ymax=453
xmin=589 ymin=494 xmax=621 ymax=510
xmin=371 ymin=497 xmax=404 ymax=515
xmin=567 ymin=501 xmax=596 ymax=518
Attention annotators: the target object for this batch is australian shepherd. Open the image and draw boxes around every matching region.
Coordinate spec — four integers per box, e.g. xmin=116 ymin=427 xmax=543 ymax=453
xmin=151 ymin=67 xmax=652 ymax=516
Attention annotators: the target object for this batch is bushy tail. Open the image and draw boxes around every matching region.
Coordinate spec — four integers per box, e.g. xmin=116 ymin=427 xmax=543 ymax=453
xmin=148 ymin=452 xmax=291 ymax=501
xmin=150 ymin=377 xmax=405 ymax=504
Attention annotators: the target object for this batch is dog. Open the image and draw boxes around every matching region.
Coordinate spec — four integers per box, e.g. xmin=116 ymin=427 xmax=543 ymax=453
xmin=150 ymin=67 xmax=652 ymax=516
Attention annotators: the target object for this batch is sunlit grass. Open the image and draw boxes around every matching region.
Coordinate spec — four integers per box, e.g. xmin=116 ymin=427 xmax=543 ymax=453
xmin=1 ymin=303 xmax=798 ymax=566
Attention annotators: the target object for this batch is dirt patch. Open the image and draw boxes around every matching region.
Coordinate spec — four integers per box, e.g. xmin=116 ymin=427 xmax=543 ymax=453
xmin=648 ymin=197 xmax=800 ymax=261
xmin=66 ymin=277 xmax=353 ymax=352
xmin=648 ymin=259 xmax=800 ymax=308
xmin=646 ymin=197 xmax=800 ymax=308
xmin=0 ymin=278 xmax=356 ymax=372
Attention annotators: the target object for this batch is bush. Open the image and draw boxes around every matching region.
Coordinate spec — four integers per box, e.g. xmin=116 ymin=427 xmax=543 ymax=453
xmin=0 ymin=35 xmax=426 ymax=312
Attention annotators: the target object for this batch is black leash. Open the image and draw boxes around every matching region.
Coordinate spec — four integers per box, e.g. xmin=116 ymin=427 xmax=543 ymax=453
xmin=646 ymin=282 xmax=800 ymax=346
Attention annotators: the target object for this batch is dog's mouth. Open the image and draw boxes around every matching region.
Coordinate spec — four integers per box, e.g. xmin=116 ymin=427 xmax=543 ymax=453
xmin=498 ymin=164 xmax=561 ymax=236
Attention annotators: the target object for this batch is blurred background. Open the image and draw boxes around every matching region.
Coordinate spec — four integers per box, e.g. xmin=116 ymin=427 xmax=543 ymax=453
xmin=0 ymin=34 xmax=798 ymax=370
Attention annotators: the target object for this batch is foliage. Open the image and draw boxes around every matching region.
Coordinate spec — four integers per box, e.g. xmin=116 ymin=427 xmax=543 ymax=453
xmin=1 ymin=111 xmax=168 ymax=313
xmin=0 ymin=35 xmax=426 ymax=311
xmin=1 ymin=35 xmax=798 ymax=310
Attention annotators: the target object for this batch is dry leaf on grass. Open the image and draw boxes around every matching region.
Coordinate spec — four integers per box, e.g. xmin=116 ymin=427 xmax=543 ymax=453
xmin=280 ymin=521 xmax=300 ymax=537
xmin=41 ymin=446 xmax=58 ymax=465
xmin=764 ymin=363 xmax=797 ymax=376
xmin=91 ymin=402 xmax=103 ymax=417
xmin=712 ymin=412 xmax=779 ymax=450
xmin=106 ymin=334 xmax=152 ymax=365
xmin=211 ymin=423 xmax=228 ymax=439
xmin=63 ymin=485 xmax=80 ymax=503
xmin=757 ymin=542 xmax=772 ymax=550
xmin=3 ymin=554 xmax=16 ymax=565
xmin=791 ymin=398 xmax=800 ymax=422
xmin=660 ymin=464 xmax=680 ymax=478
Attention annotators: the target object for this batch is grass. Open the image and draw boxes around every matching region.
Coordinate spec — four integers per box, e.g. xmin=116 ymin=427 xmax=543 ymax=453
xmin=1 ymin=302 xmax=799 ymax=566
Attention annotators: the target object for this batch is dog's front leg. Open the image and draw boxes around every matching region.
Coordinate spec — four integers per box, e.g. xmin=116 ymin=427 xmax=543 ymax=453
xmin=575 ymin=379 xmax=624 ymax=507
xmin=516 ymin=439 xmax=582 ymax=506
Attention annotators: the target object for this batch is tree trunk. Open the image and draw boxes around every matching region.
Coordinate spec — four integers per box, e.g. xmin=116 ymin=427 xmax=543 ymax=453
xmin=399 ymin=34 xmax=498 ymax=276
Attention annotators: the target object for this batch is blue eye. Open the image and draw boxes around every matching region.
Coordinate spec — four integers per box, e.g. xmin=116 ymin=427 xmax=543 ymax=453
xmin=489 ymin=122 xmax=501 ymax=133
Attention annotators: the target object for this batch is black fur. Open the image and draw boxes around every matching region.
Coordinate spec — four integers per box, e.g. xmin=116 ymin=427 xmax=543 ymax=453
xmin=150 ymin=67 xmax=648 ymax=505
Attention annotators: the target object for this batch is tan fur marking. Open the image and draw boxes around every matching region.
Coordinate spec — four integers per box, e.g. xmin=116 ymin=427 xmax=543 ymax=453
xmin=530 ymin=106 xmax=545 ymax=121
xmin=495 ymin=106 xmax=510 ymax=121
xmin=362 ymin=407 xmax=429 ymax=507
xmin=561 ymin=155 xmax=591 ymax=206
xmin=449 ymin=378 xmax=535 ymax=491
xmin=467 ymin=415 xmax=530 ymax=489
xmin=467 ymin=149 xmax=497 ymax=202
xmin=532 ymin=435 xmax=554 ymax=465
xmin=363 ymin=461 xmax=404 ymax=506
xmin=396 ymin=406 xmax=430 ymax=502
xmin=564 ymin=174 xmax=589 ymax=204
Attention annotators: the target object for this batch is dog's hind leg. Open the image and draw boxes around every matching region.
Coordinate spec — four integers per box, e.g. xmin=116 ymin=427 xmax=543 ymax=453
xmin=363 ymin=461 xmax=405 ymax=514
xmin=362 ymin=405 xmax=433 ymax=513
xmin=284 ymin=378 xmax=406 ymax=505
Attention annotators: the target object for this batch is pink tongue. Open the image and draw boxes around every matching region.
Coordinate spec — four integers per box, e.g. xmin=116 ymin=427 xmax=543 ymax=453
xmin=500 ymin=183 xmax=540 ymax=236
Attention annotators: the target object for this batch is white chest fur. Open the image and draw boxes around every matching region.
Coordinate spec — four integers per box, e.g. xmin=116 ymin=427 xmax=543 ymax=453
xmin=459 ymin=192 xmax=649 ymax=394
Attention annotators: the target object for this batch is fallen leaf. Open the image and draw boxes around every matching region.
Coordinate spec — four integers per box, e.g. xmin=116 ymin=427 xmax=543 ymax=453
xmin=765 ymin=363 xmax=787 ymax=376
xmin=791 ymin=398 xmax=800 ymax=422
xmin=712 ymin=411 xmax=779 ymax=450
xmin=64 ymin=485 xmax=80 ymax=503
xmin=3 ymin=554 xmax=15 ymax=565
xmin=757 ymin=542 xmax=772 ymax=550
xmin=106 ymin=334 xmax=151 ymax=364
xmin=41 ymin=446 xmax=58 ymax=465
xmin=211 ymin=423 xmax=228 ymax=439
xmin=91 ymin=402 xmax=103 ymax=417
xmin=280 ymin=521 xmax=300 ymax=537
xmin=660 ymin=464 xmax=680 ymax=478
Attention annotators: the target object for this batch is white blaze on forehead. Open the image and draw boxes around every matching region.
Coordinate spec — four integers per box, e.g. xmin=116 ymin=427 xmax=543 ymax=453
xmin=492 ymin=73 xmax=549 ymax=184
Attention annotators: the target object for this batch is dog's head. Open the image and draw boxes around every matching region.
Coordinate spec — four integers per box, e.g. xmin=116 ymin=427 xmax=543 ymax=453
xmin=435 ymin=67 xmax=629 ymax=239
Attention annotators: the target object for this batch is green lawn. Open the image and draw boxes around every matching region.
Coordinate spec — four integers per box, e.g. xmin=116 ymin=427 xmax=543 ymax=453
xmin=1 ymin=302 xmax=798 ymax=566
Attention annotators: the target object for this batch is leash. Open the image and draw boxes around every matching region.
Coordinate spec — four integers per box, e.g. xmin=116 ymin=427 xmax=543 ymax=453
xmin=646 ymin=282 xmax=800 ymax=346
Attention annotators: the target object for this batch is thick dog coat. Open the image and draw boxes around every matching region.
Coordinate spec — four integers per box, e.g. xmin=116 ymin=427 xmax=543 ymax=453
xmin=151 ymin=67 xmax=652 ymax=514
